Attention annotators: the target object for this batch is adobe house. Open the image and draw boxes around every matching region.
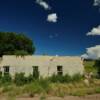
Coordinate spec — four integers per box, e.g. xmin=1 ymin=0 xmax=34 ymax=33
xmin=0 ymin=55 xmax=84 ymax=77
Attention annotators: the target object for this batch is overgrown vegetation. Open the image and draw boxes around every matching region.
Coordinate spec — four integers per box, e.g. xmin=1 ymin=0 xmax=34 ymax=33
xmin=84 ymin=60 xmax=96 ymax=73
xmin=94 ymin=60 xmax=100 ymax=78
xmin=0 ymin=71 xmax=99 ymax=99
xmin=0 ymin=60 xmax=99 ymax=99
xmin=49 ymin=73 xmax=83 ymax=83
xmin=0 ymin=72 xmax=83 ymax=86
xmin=84 ymin=60 xmax=100 ymax=78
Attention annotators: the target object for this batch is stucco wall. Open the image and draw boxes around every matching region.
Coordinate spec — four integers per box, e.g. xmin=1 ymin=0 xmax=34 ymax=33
xmin=0 ymin=55 xmax=84 ymax=77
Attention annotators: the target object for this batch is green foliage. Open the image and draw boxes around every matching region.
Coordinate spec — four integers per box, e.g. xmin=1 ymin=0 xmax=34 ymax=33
xmin=84 ymin=60 xmax=96 ymax=73
xmin=95 ymin=87 xmax=100 ymax=93
xmin=27 ymin=74 xmax=34 ymax=83
xmin=14 ymin=73 xmax=27 ymax=86
xmin=49 ymin=74 xmax=66 ymax=83
xmin=0 ymin=71 xmax=2 ymax=79
xmin=40 ymin=95 xmax=46 ymax=100
xmin=1 ymin=73 xmax=12 ymax=84
xmin=71 ymin=73 xmax=83 ymax=82
xmin=49 ymin=74 xmax=82 ymax=83
xmin=38 ymin=77 xmax=50 ymax=92
xmin=63 ymin=74 xmax=72 ymax=83
xmin=49 ymin=74 xmax=67 ymax=83
xmin=49 ymin=74 xmax=58 ymax=83
xmin=23 ymin=82 xmax=43 ymax=95
xmin=93 ymin=60 xmax=100 ymax=78
xmin=0 ymin=32 xmax=35 ymax=57
xmin=0 ymin=72 xmax=100 ymax=97
xmin=23 ymin=78 xmax=50 ymax=96
xmin=14 ymin=50 xmax=29 ymax=56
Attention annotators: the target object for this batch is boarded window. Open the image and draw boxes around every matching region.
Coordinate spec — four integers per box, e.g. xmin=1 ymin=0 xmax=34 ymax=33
xmin=57 ymin=66 xmax=63 ymax=75
xmin=3 ymin=66 xmax=10 ymax=73
xmin=33 ymin=66 xmax=39 ymax=79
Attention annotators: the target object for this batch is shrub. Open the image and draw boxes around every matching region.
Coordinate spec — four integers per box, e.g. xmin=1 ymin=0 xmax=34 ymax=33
xmin=71 ymin=73 xmax=83 ymax=82
xmin=23 ymin=82 xmax=43 ymax=95
xmin=49 ymin=74 xmax=58 ymax=83
xmin=49 ymin=73 xmax=83 ymax=83
xmin=0 ymin=71 xmax=2 ymax=79
xmin=56 ymin=75 xmax=65 ymax=83
xmin=95 ymin=87 xmax=100 ymax=93
xmin=50 ymin=74 xmax=72 ymax=83
xmin=27 ymin=74 xmax=34 ymax=83
xmin=38 ymin=77 xmax=50 ymax=92
xmin=14 ymin=73 xmax=27 ymax=86
xmin=49 ymin=74 xmax=65 ymax=83
xmin=63 ymin=74 xmax=72 ymax=83
xmin=1 ymin=73 xmax=12 ymax=84
xmin=23 ymin=78 xmax=50 ymax=95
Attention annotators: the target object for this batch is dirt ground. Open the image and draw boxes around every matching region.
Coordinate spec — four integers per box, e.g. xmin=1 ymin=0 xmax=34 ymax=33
xmin=1 ymin=94 xmax=100 ymax=100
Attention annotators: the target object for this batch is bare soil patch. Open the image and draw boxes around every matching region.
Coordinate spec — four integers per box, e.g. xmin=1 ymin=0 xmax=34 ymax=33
xmin=1 ymin=94 xmax=100 ymax=100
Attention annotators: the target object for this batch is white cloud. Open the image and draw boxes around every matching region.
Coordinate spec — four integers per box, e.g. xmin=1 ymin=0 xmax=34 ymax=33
xmin=49 ymin=34 xmax=58 ymax=39
xmin=36 ymin=0 xmax=51 ymax=10
xmin=93 ymin=0 xmax=100 ymax=6
xmin=81 ymin=45 xmax=100 ymax=59
xmin=87 ymin=25 xmax=100 ymax=36
xmin=47 ymin=13 xmax=58 ymax=23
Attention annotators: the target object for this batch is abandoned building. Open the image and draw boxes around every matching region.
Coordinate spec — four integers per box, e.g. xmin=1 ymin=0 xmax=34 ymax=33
xmin=0 ymin=55 xmax=84 ymax=77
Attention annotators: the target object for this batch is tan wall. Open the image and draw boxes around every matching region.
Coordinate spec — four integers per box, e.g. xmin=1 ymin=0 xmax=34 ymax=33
xmin=0 ymin=55 xmax=84 ymax=77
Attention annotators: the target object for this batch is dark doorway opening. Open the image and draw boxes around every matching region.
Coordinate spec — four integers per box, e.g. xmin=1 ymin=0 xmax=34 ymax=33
xmin=57 ymin=66 xmax=63 ymax=75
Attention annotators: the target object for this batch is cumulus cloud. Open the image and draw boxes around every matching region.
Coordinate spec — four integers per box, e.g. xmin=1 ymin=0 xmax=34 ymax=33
xmin=47 ymin=13 xmax=58 ymax=23
xmin=93 ymin=0 xmax=100 ymax=6
xmin=35 ymin=0 xmax=58 ymax=23
xmin=81 ymin=45 xmax=100 ymax=59
xmin=87 ymin=25 xmax=100 ymax=36
xmin=36 ymin=0 xmax=51 ymax=10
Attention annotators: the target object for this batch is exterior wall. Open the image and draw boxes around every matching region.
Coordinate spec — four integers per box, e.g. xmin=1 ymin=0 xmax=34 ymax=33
xmin=0 ymin=55 xmax=84 ymax=77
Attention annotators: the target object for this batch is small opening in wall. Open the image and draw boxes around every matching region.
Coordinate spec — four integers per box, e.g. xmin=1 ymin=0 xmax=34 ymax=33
xmin=57 ymin=66 xmax=63 ymax=75
xmin=3 ymin=66 xmax=10 ymax=73
xmin=32 ymin=66 xmax=39 ymax=79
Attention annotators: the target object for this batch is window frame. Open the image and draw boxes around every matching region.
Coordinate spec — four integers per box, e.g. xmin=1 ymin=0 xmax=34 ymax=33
xmin=3 ymin=66 xmax=10 ymax=73
xmin=57 ymin=65 xmax=63 ymax=75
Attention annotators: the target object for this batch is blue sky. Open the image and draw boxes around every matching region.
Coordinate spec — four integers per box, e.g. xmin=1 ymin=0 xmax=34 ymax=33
xmin=0 ymin=0 xmax=100 ymax=56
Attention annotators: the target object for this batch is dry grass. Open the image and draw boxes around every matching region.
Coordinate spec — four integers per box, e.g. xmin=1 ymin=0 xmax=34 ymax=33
xmin=0 ymin=79 xmax=100 ymax=99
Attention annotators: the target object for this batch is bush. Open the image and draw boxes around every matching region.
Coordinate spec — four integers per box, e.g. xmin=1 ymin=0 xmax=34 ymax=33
xmin=14 ymin=73 xmax=27 ymax=86
xmin=49 ymin=74 xmax=66 ymax=83
xmin=38 ymin=77 xmax=50 ymax=92
xmin=23 ymin=82 xmax=43 ymax=95
xmin=63 ymin=74 xmax=72 ymax=83
xmin=49 ymin=73 xmax=82 ymax=83
xmin=1 ymin=73 xmax=12 ymax=84
xmin=95 ymin=87 xmax=100 ymax=93
xmin=56 ymin=75 xmax=65 ymax=83
xmin=23 ymin=78 xmax=50 ymax=95
xmin=0 ymin=71 xmax=2 ymax=79
xmin=71 ymin=73 xmax=83 ymax=82
xmin=50 ymin=74 xmax=70 ymax=83
xmin=27 ymin=74 xmax=34 ymax=83
xmin=49 ymin=74 xmax=58 ymax=83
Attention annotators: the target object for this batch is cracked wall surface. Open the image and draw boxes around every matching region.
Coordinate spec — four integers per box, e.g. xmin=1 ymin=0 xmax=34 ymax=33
xmin=0 ymin=55 xmax=84 ymax=77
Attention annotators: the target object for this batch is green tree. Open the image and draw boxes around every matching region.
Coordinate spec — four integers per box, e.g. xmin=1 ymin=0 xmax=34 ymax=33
xmin=94 ymin=59 xmax=100 ymax=78
xmin=0 ymin=32 xmax=35 ymax=57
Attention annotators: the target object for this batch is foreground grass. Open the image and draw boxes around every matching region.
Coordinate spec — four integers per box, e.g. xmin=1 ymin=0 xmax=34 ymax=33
xmin=0 ymin=79 xmax=100 ymax=99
